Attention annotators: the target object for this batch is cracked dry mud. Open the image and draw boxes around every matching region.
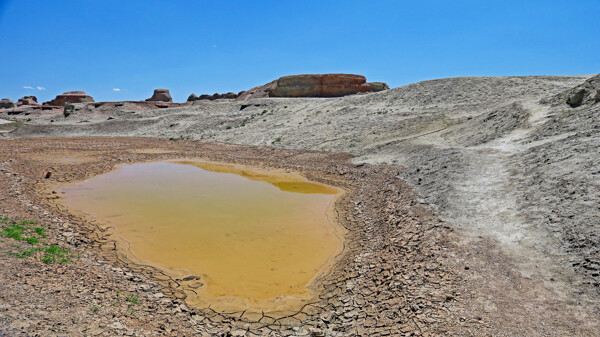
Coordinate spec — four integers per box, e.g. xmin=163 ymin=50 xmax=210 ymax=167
xmin=0 ymin=138 xmax=462 ymax=336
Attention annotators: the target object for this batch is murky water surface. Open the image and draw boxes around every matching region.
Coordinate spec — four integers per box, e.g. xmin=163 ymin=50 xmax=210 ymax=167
xmin=60 ymin=161 xmax=343 ymax=312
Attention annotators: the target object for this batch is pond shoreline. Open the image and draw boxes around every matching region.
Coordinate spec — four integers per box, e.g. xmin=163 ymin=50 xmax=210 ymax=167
xmin=0 ymin=137 xmax=464 ymax=336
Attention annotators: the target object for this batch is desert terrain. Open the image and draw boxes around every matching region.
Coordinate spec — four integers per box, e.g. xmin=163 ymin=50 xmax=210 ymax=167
xmin=1 ymin=73 xmax=599 ymax=336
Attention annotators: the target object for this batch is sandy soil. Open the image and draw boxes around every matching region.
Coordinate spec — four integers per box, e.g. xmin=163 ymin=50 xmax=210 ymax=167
xmin=1 ymin=74 xmax=600 ymax=335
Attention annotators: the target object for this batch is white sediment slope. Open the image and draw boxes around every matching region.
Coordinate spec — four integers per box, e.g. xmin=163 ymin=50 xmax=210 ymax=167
xmin=5 ymin=74 xmax=600 ymax=332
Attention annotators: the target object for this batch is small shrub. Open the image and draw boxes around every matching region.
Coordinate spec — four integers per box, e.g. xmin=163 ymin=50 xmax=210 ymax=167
xmin=271 ymin=137 xmax=281 ymax=144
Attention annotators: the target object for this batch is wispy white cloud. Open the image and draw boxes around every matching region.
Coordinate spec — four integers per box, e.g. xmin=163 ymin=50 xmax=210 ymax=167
xmin=23 ymin=85 xmax=45 ymax=90
xmin=37 ymin=86 xmax=45 ymax=90
xmin=113 ymin=88 xmax=121 ymax=92
xmin=23 ymin=86 xmax=34 ymax=89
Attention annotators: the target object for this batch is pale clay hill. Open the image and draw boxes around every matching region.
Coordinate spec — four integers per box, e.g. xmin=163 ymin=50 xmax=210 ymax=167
xmin=3 ymin=74 xmax=600 ymax=334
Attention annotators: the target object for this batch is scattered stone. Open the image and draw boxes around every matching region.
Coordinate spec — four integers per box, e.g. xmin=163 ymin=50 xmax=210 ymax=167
xmin=146 ymin=89 xmax=172 ymax=102
xmin=108 ymin=321 xmax=127 ymax=330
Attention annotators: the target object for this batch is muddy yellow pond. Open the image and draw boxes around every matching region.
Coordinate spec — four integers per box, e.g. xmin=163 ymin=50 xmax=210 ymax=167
xmin=60 ymin=161 xmax=344 ymax=313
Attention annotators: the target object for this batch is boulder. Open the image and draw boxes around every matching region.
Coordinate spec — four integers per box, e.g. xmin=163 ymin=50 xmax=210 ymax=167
xmin=368 ymin=82 xmax=390 ymax=92
xmin=567 ymin=89 xmax=587 ymax=106
xmin=269 ymin=74 xmax=371 ymax=98
xmin=0 ymin=98 xmax=16 ymax=109
xmin=146 ymin=89 xmax=172 ymax=102
xmin=223 ymin=92 xmax=238 ymax=99
xmin=63 ymin=103 xmax=75 ymax=117
xmin=45 ymin=91 xmax=94 ymax=106
xmin=187 ymin=93 xmax=198 ymax=102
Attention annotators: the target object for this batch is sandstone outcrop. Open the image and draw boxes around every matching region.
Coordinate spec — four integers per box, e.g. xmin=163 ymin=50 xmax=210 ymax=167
xmin=187 ymin=92 xmax=238 ymax=101
xmin=270 ymin=74 xmax=371 ymax=98
xmin=237 ymin=74 xmax=383 ymax=101
xmin=17 ymin=96 xmax=40 ymax=106
xmin=368 ymin=82 xmax=390 ymax=92
xmin=146 ymin=89 xmax=172 ymax=102
xmin=44 ymin=91 xmax=94 ymax=106
xmin=0 ymin=98 xmax=16 ymax=108
xmin=236 ymin=80 xmax=277 ymax=101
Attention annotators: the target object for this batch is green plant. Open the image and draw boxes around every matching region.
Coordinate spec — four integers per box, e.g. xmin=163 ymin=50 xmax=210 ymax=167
xmin=226 ymin=126 xmax=231 ymax=130
xmin=90 ymin=306 xmax=100 ymax=313
xmin=271 ymin=137 xmax=281 ymax=144
xmin=34 ymin=227 xmax=46 ymax=238
xmin=19 ymin=220 xmax=38 ymax=225
xmin=125 ymin=295 xmax=139 ymax=305
xmin=26 ymin=237 xmax=40 ymax=245
xmin=0 ymin=217 xmax=8 ymax=223
xmin=7 ymin=247 xmax=42 ymax=258
xmin=41 ymin=245 xmax=71 ymax=264
xmin=1 ymin=224 xmax=27 ymax=241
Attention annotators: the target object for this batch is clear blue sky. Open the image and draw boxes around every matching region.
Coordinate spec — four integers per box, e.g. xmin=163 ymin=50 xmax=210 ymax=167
xmin=1 ymin=0 xmax=598 ymax=103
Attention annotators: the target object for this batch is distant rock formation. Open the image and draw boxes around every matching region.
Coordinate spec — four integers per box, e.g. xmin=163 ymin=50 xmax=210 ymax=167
xmin=22 ymin=96 xmax=38 ymax=103
xmin=270 ymin=74 xmax=371 ymax=98
xmin=237 ymin=80 xmax=277 ymax=101
xmin=146 ymin=89 xmax=172 ymax=102
xmin=187 ymin=92 xmax=238 ymax=101
xmin=44 ymin=91 xmax=94 ymax=106
xmin=17 ymin=96 xmax=40 ymax=106
xmin=0 ymin=98 xmax=16 ymax=109
xmin=368 ymin=82 xmax=390 ymax=92
xmin=237 ymin=74 xmax=389 ymax=101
